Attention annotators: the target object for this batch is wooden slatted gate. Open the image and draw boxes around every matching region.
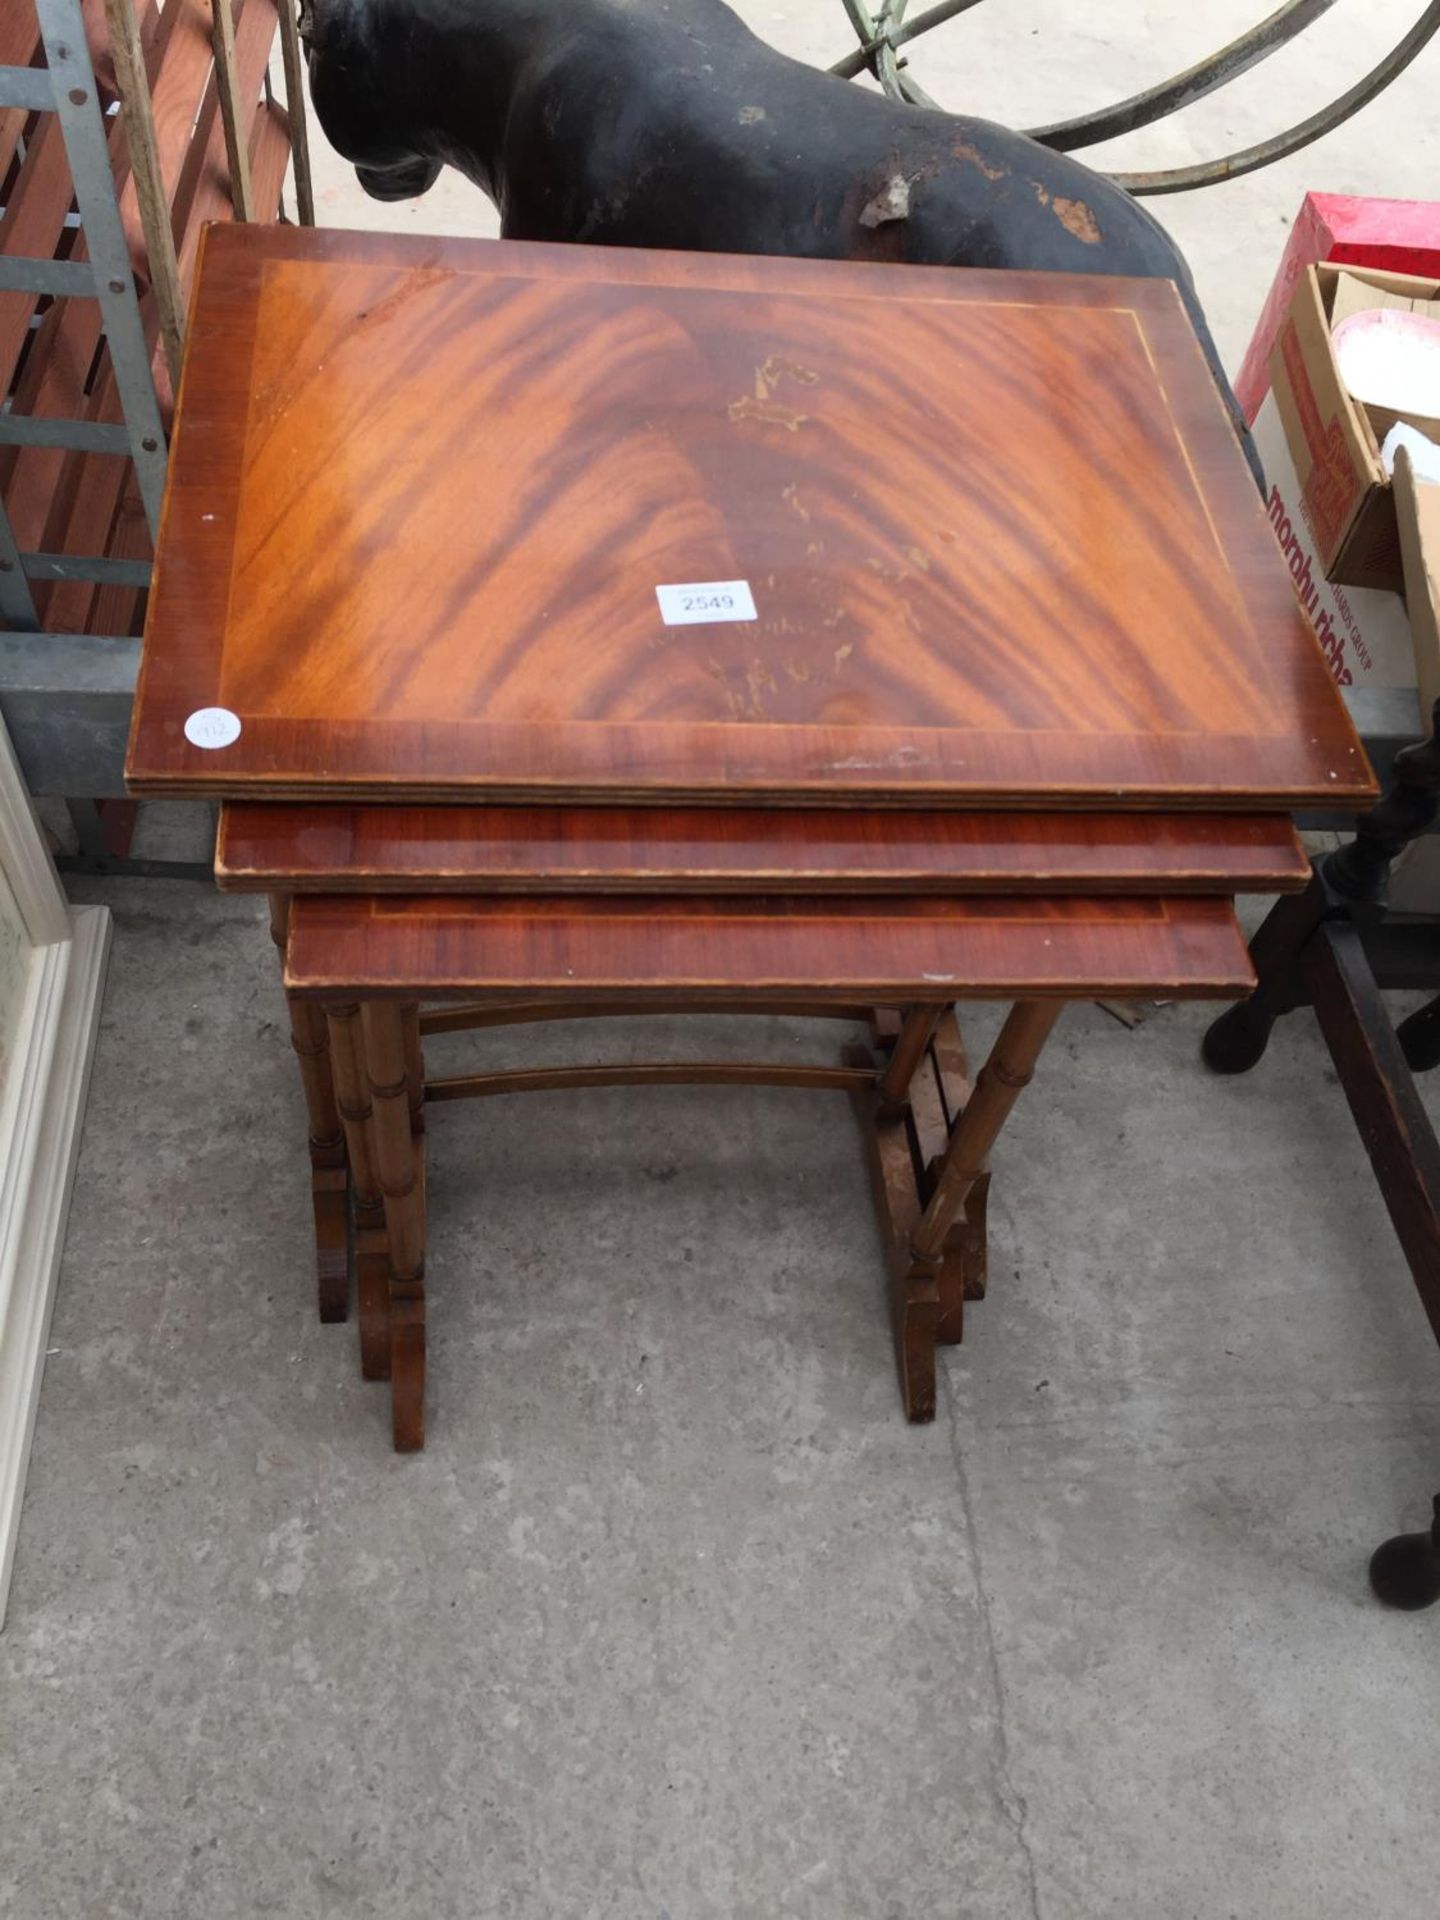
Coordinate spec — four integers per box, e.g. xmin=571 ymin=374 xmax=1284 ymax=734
xmin=0 ymin=0 xmax=307 ymax=851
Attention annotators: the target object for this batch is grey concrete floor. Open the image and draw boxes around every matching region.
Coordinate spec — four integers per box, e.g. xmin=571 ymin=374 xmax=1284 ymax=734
xmin=3 ymin=882 xmax=1439 ymax=1919
xmin=8 ymin=4 xmax=1440 ymax=1915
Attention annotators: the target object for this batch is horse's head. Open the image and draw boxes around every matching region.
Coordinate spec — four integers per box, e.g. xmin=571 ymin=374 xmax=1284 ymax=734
xmin=300 ymin=0 xmax=443 ymax=201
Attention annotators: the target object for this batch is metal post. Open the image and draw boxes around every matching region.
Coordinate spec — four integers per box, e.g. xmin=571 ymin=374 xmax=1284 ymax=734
xmin=0 ymin=498 xmax=42 ymax=634
xmin=103 ymin=0 xmax=186 ymax=390
xmin=34 ymin=0 xmax=169 ymax=535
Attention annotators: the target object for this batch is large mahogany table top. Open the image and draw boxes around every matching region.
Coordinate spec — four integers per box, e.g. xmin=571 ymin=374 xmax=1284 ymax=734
xmin=217 ymin=801 xmax=1308 ymax=896
xmin=283 ymin=892 xmax=1254 ymax=1003
xmin=128 ymin=225 xmax=1370 ymax=811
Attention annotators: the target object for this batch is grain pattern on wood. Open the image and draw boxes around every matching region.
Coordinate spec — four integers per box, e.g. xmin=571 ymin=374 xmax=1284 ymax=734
xmin=215 ymin=802 xmax=1310 ymax=895
xmin=284 ymin=892 xmax=1255 ymax=1001
xmin=127 ymin=224 xmax=1371 ymax=809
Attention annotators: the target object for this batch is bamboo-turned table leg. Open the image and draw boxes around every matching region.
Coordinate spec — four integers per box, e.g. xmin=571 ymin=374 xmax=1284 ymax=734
xmin=908 ymin=1012 xmax=989 ymax=1340
xmin=362 ymin=1001 xmax=428 ymax=1453
xmin=269 ymin=896 xmax=348 ymax=1322
xmin=876 ymin=1004 xmax=945 ymax=1120
xmin=914 ymin=1000 xmax=1063 ymax=1411
xmin=875 ymin=1004 xmax=989 ymax=1340
xmin=863 ymin=1000 xmax=1063 ymax=1422
xmin=853 ymin=1006 xmax=971 ymax=1375
xmin=324 ymin=1002 xmax=392 ymax=1384
xmin=402 ymin=1003 xmax=426 ymax=1135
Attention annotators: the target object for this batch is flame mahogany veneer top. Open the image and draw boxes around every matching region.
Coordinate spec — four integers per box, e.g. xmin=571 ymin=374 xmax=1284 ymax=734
xmin=128 ymin=225 xmax=1371 ymax=809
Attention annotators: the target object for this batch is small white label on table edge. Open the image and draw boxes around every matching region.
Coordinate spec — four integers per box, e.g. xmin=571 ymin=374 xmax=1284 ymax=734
xmin=184 ymin=707 xmax=242 ymax=749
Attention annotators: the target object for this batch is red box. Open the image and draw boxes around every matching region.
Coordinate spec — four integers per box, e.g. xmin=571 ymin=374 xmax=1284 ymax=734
xmin=1235 ymin=193 xmax=1440 ymax=422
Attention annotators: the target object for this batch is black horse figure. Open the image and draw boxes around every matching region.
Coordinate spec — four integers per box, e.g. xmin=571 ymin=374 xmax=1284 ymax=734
xmin=300 ymin=0 xmax=1258 ymax=473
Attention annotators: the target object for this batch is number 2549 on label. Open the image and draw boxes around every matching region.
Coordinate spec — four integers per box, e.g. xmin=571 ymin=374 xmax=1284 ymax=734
xmin=655 ymin=580 xmax=758 ymax=626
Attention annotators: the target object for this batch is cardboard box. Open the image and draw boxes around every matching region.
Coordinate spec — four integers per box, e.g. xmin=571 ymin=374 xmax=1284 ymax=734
xmin=1236 ymin=193 xmax=1440 ymax=422
xmin=1395 ymin=448 xmax=1440 ymax=719
xmin=1267 ymin=262 xmax=1440 ymax=594
xmin=1253 ymin=388 xmax=1415 ymax=687
xmin=1350 ymin=453 xmax=1440 ymax=915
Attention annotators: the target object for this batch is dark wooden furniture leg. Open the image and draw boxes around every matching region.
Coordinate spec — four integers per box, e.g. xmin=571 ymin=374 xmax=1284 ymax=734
xmin=1370 ymin=1495 xmax=1440 ymax=1611
xmin=1202 ymin=705 xmax=1440 ymax=1607
xmin=1207 ymin=702 xmax=1440 ymax=1078
xmin=323 ymin=1003 xmax=392 ymax=1383
xmin=1303 ymin=924 xmax=1440 ymax=1609
xmin=1396 ymin=994 xmax=1440 ymax=1073
xmin=1304 ymin=923 xmax=1440 ymax=1329
xmin=268 ymin=895 xmax=348 ymax=1321
xmin=362 ymin=1001 xmax=428 ymax=1453
xmin=1200 ymin=882 xmax=1324 ymax=1075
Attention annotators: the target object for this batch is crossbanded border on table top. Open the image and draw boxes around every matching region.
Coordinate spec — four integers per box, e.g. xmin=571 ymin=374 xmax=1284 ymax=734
xmin=216 ymin=801 xmax=1309 ymax=896
xmin=128 ymin=225 xmax=1372 ymax=810
xmin=284 ymin=891 xmax=1256 ymax=1001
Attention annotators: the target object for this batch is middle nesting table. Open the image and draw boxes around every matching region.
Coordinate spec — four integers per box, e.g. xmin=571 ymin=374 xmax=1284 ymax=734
xmin=220 ymin=800 xmax=1304 ymax=1447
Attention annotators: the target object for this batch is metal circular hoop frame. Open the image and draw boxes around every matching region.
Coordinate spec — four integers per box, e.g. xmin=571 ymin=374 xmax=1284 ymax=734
xmin=832 ymin=0 xmax=1440 ymax=194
